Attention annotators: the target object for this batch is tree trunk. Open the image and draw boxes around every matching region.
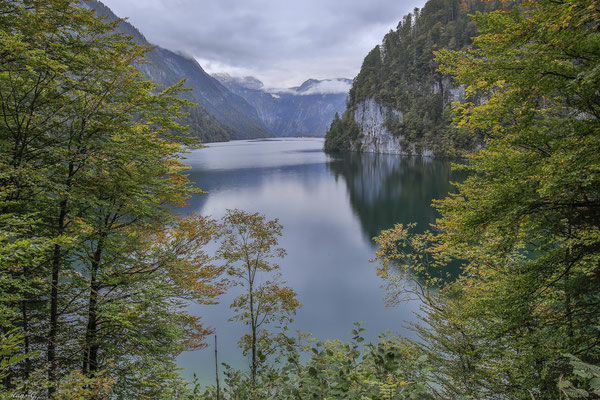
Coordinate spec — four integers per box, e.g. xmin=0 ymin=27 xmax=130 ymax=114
xmin=215 ymin=334 xmax=220 ymax=400
xmin=248 ymin=263 xmax=257 ymax=384
xmin=48 ymin=161 xmax=74 ymax=398
xmin=83 ymin=234 xmax=105 ymax=375
xmin=250 ymin=282 xmax=257 ymax=383
xmin=47 ymin=198 xmax=68 ymax=398
xmin=21 ymin=300 xmax=31 ymax=378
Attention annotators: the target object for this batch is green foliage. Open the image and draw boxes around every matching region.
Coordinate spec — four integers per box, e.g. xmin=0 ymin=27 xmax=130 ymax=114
xmin=324 ymin=112 xmax=362 ymax=152
xmin=372 ymin=223 xmax=450 ymax=306
xmin=3 ymin=0 xmax=599 ymax=398
xmin=559 ymin=355 xmax=600 ymax=399
xmin=217 ymin=209 xmax=300 ymax=383
xmin=183 ymin=105 xmax=231 ymax=143
xmin=0 ymin=1 xmax=224 ymax=398
xmin=200 ymin=324 xmax=433 ymax=400
xmin=53 ymin=370 xmax=115 ymax=400
xmin=0 ymin=330 xmax=37 ymax=380
xmin=373 ymin=0 xmax=600 ymax=398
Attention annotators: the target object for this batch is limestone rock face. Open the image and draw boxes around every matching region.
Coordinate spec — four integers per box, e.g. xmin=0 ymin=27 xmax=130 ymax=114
xmin=352 ymin=98 xmax=433 ymax=157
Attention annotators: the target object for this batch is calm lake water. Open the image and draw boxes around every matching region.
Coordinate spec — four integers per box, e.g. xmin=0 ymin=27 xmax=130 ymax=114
xmin=177 ymin=138 xmax=457 ymax=384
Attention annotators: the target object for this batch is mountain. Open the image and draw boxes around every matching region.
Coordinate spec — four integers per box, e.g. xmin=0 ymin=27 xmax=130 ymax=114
xmin=84 ymin=0 xmax=272 ymax=142
xmin=324 ymin=0 xmax=502 ymax=156
xmin=214 ymin=75 xmax=351 ymax=137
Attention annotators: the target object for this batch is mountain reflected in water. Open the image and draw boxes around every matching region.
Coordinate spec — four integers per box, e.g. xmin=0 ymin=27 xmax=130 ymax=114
xmin=327 ymin=153 xmax=460 ymax=241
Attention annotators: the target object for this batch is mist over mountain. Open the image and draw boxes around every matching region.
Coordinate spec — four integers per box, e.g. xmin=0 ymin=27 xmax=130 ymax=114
xmin=214 ymin=75 xmax=351 ymax=137
xmin=85 ymin=0 xmax=351 ymax=140
xmin=85 ymin=0 xmax=272 ymax=142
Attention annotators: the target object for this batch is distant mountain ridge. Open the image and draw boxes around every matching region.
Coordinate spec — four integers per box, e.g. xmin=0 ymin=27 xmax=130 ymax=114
xmin=214 ymin=75 xmax=351 ymax=137
xmin=85 ymin=0 xmax=272 ymax=142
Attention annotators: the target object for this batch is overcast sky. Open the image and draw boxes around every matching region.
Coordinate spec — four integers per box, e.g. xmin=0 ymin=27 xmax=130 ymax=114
xmin=100 ymin=0 xmax=426 ymax=89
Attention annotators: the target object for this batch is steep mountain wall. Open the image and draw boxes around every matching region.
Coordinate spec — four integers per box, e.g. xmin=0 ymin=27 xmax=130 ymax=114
xmin=351 ymin=98 xmax=423 ymax=155
xmin=325 ymin=0 xmax=499 ymax=156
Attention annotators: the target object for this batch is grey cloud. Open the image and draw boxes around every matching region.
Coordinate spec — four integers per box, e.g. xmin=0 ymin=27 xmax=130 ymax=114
xmin=101 ymin=0 xmax=426 ymax=87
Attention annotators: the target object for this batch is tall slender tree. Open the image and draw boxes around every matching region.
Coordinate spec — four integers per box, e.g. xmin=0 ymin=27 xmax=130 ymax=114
xmin=217 ymin=209 xmax=300 ymax=384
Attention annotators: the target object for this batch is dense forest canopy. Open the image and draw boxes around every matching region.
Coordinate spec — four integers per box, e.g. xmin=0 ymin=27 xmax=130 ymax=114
xmin=375 ymin=0 xmax=600 ymax=397
xmin=0 ymin=1 xmax=224 ymax=397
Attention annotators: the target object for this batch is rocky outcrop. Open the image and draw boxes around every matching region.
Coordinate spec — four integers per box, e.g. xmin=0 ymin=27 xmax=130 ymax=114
xmin=325 ymin=0 xmax=499 ymax=156
xmin=431 ymin=78 xmax=467 ymax=103
xmin=349 ymin=76 xmax=468 ymax=157
xmin=351 ymin=98 xmax=434 ymax=157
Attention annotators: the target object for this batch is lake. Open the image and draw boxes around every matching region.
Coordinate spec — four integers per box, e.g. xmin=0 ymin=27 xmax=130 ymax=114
xmin=177 ymin=138 xmax=458 ymax=384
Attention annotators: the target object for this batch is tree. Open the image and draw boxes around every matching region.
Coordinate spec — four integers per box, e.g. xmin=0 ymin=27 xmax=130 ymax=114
xmin=84 ymin=215 xmax=224 ymax=398
xmin=0 ymin=1 xmax=223 ymax=398
xmin=0 ymin=0 xmax=127 ymax=390
xmin=217 ymin=209 xmax=300 ymax=384
xmin=374 ymin=0 xmax=600 ymax=398
xmin=323 ymin=111 xmax=361 ymax=152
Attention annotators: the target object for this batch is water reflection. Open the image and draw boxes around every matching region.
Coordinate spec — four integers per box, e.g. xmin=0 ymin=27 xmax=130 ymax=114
xmin=327 ymin=153 xmax=458 ymax=240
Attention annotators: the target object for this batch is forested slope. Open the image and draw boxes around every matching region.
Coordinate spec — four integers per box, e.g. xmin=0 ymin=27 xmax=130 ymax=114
xmin=2 ymin=0 xmax=599 ymax=398
xmin=86 ymin=0 xmax=272 ymax=142
xmin=325 ymin=0 xmax=502 ymax=156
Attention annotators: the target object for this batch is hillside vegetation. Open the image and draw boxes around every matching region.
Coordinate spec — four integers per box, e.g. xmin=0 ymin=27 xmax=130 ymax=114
xmin=1 ymin=0 xmax=599 ymax=398
xmin=325 ymin=0 xmax=503 ymax=155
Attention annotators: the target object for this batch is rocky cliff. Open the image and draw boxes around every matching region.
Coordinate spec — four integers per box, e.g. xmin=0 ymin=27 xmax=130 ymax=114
xmin=325 ymin=0 xmax=499 ymax=156
xmin=350 ymin=77 xmax=466 ymax=156
xmin=351 ymin=98 xmax=418 ymax=155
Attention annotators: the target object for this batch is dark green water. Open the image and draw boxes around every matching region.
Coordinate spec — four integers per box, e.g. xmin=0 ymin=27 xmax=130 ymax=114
xmin=178 ymin=138 xmax=458 ymax=384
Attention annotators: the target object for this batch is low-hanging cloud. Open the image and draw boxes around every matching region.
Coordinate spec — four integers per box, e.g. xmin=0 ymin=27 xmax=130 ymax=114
xmin=267 ymin=79 xmax=352 ymax=96
xmin=100 ymin=0 xmax=426 ymax=87
xmin=297 ymin=80 xmax=352 ymax=95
